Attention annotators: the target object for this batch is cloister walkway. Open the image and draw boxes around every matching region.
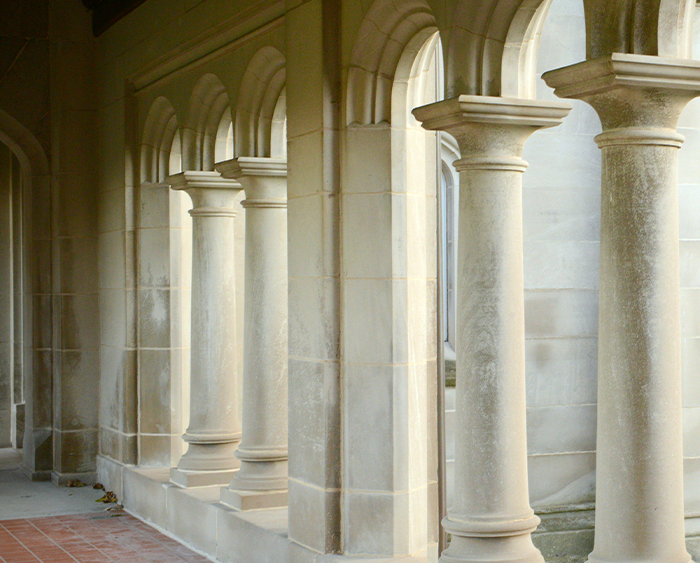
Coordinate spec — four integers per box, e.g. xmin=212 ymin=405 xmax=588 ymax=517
xmin=0 ymin=450 xmax=210 ymax=563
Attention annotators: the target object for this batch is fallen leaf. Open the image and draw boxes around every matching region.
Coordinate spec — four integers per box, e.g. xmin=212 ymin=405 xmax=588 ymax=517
xmin=67 ymin=479 xmax=86 ymax=488
xmin=96 ymin=491 xmax=117 ymax=503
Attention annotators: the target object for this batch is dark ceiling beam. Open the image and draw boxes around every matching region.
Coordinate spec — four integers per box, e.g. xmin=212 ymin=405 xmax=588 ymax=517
xmin=81 ymin=0 xmax=148 ymax=37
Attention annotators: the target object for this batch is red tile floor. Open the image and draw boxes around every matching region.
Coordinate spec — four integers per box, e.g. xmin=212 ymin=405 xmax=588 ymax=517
xmin=0 ymin=511 xmax=211 ymax=563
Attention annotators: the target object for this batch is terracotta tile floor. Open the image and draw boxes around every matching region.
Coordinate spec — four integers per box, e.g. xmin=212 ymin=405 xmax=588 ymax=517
xmin=0 ymin=511 xmax=211 ymax=562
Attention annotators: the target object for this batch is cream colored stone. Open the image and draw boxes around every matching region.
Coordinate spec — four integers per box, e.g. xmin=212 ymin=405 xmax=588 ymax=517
xmin=167 ymin=171 xmax=244 ymax=487
xmin=415 ymin=95 xmax=570 ymax=563
xmin=216 ymin=157 xmax=289 ymax=509
xmin=544 ymin=53 xmax=700 ymax=563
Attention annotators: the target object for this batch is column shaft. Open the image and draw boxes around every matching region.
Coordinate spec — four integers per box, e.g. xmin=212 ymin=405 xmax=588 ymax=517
xmin=217 ymin=157 xmax=289 ymax=510
xmin=543 ymin=53 xmax=700 ymax=563
xmin=414 ymin=96 xmax=570 ymax=563
xmin=168 ymin=172 xmax=243 ymax=487
xmin=594 ymin=129 xmax=686 ymax=562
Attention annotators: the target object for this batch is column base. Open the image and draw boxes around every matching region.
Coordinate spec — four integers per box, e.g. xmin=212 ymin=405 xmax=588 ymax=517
xmin=220 ymin=486 xmax=287 ymax=511
xmin=440 ymin=535 xmax=544 ymax=563
xmin=170 ymin=466 xmax=238 ymax=488
xmin=51 ymin=470 xmax=97 ymax=487
xmin=440 ymin=515 xmax=543 ymax=563
xmin=19 ymin=464 xmax=52 ymax=482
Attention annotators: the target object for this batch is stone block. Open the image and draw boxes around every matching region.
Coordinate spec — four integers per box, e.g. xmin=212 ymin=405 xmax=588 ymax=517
xmin=138 ymin=288 xmax=171 ymax=348
xmin=98 ymin=231 xmax=126 ymax=290
xmin=344 ymin=364 xmax=398 ymax=492
xmin=683 ymin=337 xmax=700 ymax=407
xmin=123 ymin=466 xmax=170 ymax=530
xmin=170 ymin=466 xmax=237 ymax=488
xmin=165 ymin=485 xmax=220 ymax=556
xmin=217 ymin=505 xmax=289 ymax=563
xmin=528 ymin=452 xmax=596 ymax=506
xmin=55 ymin=349 xmax=99 ymax=431
xmin=57 ymin=295 xmax=100 ymax=351
xmin=287 ymin=478 xmax=340 ymax=554
xmin=53 ymin=428 xmax=98 ymax=475
xmin=98 ymin=188 xmax=125 ymax=235
xmin=525 ymin=337 xmax=598 ymax=407
xmin=138 ymin=227 xmax=172 ymax=288
xmin=525 ymin=290 xmax=599 ymax=339
xmin=96 ymin=454 xmax=125 ymax=497
xmin=288 ymin=192 xmax=338 ymax=278
xmin=288 ymin=358 xmax=340 ymax=489
xmin=342 ymin=192 xmax=393 ymax=279
xmin=524 ymin=240 xmax=600 ymax=290
xmin=288 ymin=277 xmax=339 ymax=361
xmin=344 ymin=125 xmax=392 ymax=195
xmin=343 ymin=278 xmax=400 ymax=365
xmin=527 ymin=405 xmax=597 ymax=455
xmin=139 ymin=348 xmax=174 ymax=435
xmin=220 ymin=487 xmax=288 ymax=511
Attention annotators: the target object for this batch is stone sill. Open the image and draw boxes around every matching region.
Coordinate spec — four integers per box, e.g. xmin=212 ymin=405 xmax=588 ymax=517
xmin=98 ymin=455 xmax=431 ymax=563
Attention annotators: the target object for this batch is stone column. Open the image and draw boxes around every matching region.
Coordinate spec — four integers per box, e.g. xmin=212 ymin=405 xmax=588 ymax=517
xmin=543 ymin=54 xmax=700 ymax=563
xmin=414 ymin=96 xmax=570 ymax=563
xmin=167 ymin=171 xmax=244 ymax=488
xmin=215 ymin=157 xmax=288 ymax=510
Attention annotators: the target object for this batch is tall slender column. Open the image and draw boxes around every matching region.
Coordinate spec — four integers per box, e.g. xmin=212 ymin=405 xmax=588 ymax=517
xmin=414 ymin=96 xmax=570 ymax=563
xmin=215 ymin=157 xmax=289 ymax=510
xmin=544 ymin=54 xmax=700 ymax=563
xmin=167 ymin=171 xmax=244 ymax=488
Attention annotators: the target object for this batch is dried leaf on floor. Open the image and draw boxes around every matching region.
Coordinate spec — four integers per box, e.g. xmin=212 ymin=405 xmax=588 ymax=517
xmin=96 ymin=491 xmax=117 ymax=503
xmin=66 ymin=479 xmax=86 ymax=488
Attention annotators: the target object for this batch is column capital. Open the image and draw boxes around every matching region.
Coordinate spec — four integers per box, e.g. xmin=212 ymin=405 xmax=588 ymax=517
xmin=166 ymin=170 xmax=243 ymax=191
xmin=216 ymin=156 xmax=287 ymax=180
xmin=543 ymin=54 xmax=700 ymax=130
xmin=413 ymin=95 xmax=570 ymax=159
xmin=216 ymin=157 xmax=287 ymax=205
xmin=166 ymin=170 xmax=243 ymax=215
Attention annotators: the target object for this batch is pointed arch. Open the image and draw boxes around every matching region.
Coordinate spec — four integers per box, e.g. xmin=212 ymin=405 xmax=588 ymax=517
xmin=445 ymin=0 xmax=554 ymax=98
xmin=346 ymin=0 xmax=438 ymax=125
xmin=182 ymin=73 xmax=231 ymax=170
xmin=235 ymin=46 xmax=286 ymax=158
xmin=141 ymin=96 xmax=180 ymax=184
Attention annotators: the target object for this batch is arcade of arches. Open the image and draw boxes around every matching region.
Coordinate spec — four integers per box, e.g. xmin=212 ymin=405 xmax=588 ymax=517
xmin=4 ymin=0 xmax=700 ymax=562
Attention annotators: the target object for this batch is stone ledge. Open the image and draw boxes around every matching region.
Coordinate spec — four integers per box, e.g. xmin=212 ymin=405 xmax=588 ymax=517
xmin=120 ymin=464 xmax=289 ymax=563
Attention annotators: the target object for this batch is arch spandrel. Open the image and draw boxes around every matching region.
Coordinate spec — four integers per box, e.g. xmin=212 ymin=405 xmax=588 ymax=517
xmin=182 ymin=73 xmax=231 ymax=171
xmin=235 ymin=46 xmax=286 ymax=158
xmin=140 ymin=96 xmax=179 ymax=184
xmin=443 ymin=0 xmax=553 ymax=99
xmin=346 ymin=0 xmax=438 ymax=125
xmin=583 ymin=0 xmax=694 ymax=59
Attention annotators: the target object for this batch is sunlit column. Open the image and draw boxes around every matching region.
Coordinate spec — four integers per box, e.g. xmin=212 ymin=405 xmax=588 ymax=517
xmin=216 ymin=157 xmax=289 ymax=510
xmin=168 ymin=170 xmax=244 ymax=488
xmin=544 ymin=54 xmax=700 ymax=563
xmin=414 ymin=96 xmax=570 ymax=563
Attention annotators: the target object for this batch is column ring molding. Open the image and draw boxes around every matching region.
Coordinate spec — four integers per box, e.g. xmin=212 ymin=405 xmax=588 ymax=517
xmin=184 ymin=431 xmax=243 ymax=444
xmin=189 ymin=207 xmax=238 ymax=218
xmin=235 ymin=446 xmax=288 ymax=462
xmin=595 ymin=128 xmax=685 ymax=149
xmin=241 ymin=198 xmax=287 ymax=209
xmin=454 ymin=156 xmax=529 ymax=173
xmin=442 ymin=513 xmax=540 ymax=538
